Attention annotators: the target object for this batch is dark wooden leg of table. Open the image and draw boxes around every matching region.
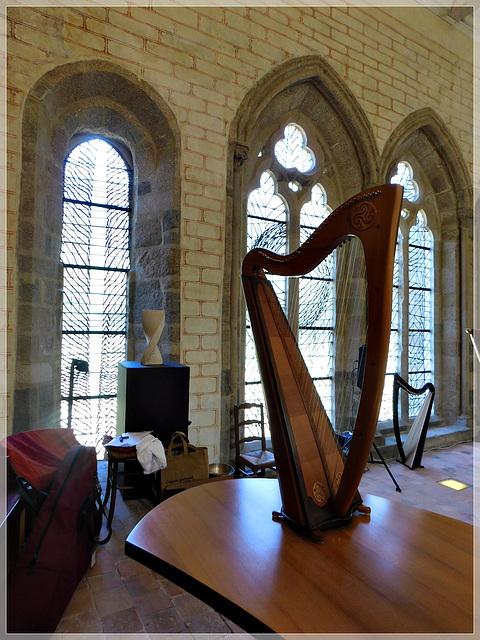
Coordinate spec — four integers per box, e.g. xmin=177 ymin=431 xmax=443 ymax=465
xmin=101 ymin=459 xmax=118 ymax=544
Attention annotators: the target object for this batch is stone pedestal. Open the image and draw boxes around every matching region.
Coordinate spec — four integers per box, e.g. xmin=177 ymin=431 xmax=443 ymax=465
xmin=116 ymin=361 xmax=190 ymax=500
xmin=117 ymin=361 xmax=190 ymax=445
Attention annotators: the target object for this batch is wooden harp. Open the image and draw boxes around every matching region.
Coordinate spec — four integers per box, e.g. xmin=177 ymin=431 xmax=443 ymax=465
xmin=242 ymin=184 xmax=403 ymax=538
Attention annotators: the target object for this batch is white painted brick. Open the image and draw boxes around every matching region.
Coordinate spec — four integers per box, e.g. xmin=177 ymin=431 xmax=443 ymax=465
xmin=183 ymin=335 xmax=200 ymax=350
xmin=182 ymin=236 xmax=202 ymax=252
xmin=189 ymin=394 xmax=200 ymax=411
xmin=186 ymin=221 xmax=221 ymax=240
xmin=171 ymin=91 xmax=206 ymax=114
xmin=189 ymin=376 xmax=218 ymax=394
xmin=185 ymin=194 xmax=222 ymax=212
xmin=145 ymin=39 xmax=195 ymax=68
xmin=250 ymin=38 xmax=285 ymax=62
xmin=108 ymin=9 xmax=159 ymax=42
xmin=201 ymin=302 xmax=221 ymax=318
xmin=185 ymin=169 xmax=224 ymax=188
xmin=201 ymin=335 xmax=220 ymax=350
xmin=184 ymin=282 xmax=219 ymax=301
xmin=189 ymin=424 xmax=219 ymax=446
xmin=203 ymin=211 xmax=225 ymax=228
xmin=201 ymin=363 xmax=220 ymax=377
xmin=184 ymin=316 xmax=218 ymax=335
xmin=186 ymin=349 xmax=217 ymax=364
xmin=225 ymin=11 xmax=266 ymax=40
xmin=199 ymin=13 xmax=250 ymax=50
xmin=182 ymin=205 xmax=202 ymax=222
xmin=185 ymin=251 xmax=220 ymax=269
xmin=200 ymin=393 xmax=219 ymax=410
xmin=202 ymin=268 xmax=222 ymax=285
xmin=182 ymin=300 xmax=201 ymax=316
xmin=250 ymin=7 xmax=289 ymax=30
xmin=182 ymin=266 xmax=201 ymax=282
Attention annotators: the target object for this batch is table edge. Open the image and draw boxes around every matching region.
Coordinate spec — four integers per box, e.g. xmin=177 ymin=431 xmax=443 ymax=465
xmin=124 ymin=537 xmax=274 ymax=635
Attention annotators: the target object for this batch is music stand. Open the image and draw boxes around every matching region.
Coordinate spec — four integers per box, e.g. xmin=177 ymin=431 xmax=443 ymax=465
xmin=367 ymin=442 xmax=402 ymax=492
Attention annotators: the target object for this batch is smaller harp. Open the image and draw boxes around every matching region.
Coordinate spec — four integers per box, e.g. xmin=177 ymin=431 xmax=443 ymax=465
xmin=393 ymin=373 xmax=435 ymax=470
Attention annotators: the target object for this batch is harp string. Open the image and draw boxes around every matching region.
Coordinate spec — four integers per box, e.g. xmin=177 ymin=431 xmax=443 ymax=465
xmin=263 ymin=234 xmax=368 ymax=499
xmin=262 ymin=273 xmax=341 ymax=502
xmin=334 ymin=238 xmax=368 ymax=451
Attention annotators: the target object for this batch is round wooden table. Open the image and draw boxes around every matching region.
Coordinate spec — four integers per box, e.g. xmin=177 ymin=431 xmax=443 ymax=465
xmin=126 ymin=478 xmax=473 ymax=634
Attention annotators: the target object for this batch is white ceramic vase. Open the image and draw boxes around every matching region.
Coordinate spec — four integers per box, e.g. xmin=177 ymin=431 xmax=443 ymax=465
xmin=141 ymin=309 xmax=165 ymax=365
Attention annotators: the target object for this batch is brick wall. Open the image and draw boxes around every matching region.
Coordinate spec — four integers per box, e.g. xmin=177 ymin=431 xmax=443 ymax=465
xmin=4 ymin=5 xmax=473 ymax=456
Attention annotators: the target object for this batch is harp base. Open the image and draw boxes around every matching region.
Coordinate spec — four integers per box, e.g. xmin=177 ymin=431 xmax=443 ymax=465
xmin=396 ymin=457 xmax=424 ymax=471
xmin=272 ymin=502 xmax=369 ymax=543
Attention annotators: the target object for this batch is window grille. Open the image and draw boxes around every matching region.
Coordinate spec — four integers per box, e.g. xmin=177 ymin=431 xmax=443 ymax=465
xmin=61 ymin=138 xmax=131 ymax=453
xmin=378 ymin=238 xmax=402 ymax=421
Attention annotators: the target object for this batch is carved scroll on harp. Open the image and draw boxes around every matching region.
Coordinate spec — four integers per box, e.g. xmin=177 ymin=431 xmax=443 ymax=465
xmin=393 ymin=373 xmax=435 ymax=470
xmin=242 ymin=184 xmax=403 ymax=538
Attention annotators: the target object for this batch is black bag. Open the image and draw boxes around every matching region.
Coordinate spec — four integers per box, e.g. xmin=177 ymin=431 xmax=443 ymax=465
xmin=7 ymin=444 xmax=102 ymax=633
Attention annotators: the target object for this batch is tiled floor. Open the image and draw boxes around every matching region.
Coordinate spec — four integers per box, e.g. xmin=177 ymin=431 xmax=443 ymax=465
xmin=54 ymin=439 xmax=474 ymax=638
xmin=359 ymin=439 xmax=474 ymax=524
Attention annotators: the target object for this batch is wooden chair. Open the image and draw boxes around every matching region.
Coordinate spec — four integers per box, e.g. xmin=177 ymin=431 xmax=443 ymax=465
xmin=234 ymin=402 xmax=276 ymax=477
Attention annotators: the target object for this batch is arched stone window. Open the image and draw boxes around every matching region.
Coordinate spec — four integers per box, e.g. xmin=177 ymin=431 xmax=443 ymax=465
xmin=13 ymin=61 xmax=181 ymax=437
xmin=61 ymin=138 xmax=132 ymax=449
xmin=225 ymin=55 xmax=378 ymax=456
xmin=380 ymin=108 xmax=473 ymax=430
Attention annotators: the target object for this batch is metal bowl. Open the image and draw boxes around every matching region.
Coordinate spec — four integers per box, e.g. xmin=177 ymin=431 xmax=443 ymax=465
xmin=209 ymin=463 xmax=235 ymax=478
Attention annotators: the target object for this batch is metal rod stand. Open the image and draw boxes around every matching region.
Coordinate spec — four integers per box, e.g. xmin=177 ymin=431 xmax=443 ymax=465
xmin=368 ymin=442 xmax=402 ymax=492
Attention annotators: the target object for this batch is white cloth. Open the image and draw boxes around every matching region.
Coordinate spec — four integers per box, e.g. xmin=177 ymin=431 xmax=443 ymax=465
xmin=135 ymin=434 xmax=167 ymax=474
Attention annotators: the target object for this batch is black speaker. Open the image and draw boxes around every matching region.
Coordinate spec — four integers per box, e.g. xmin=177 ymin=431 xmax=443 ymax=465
xmin=356 ymin=345 xmax=367 ymax=389
xmin=117 ymin=361 xmax=190 ymax=446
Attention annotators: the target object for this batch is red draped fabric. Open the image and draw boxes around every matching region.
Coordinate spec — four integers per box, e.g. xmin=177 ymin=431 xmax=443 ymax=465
xmin=1 ymin=429 xmax=78 ymax=490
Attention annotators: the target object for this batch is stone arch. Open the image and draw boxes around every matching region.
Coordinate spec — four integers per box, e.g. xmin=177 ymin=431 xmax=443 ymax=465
xmin=229 ymin=55 xmax=379 ymax=191
xmin=380 ymin=107 xmax=472 ymax=223
xmin=14 ymin=59 xmax=181 ymax=432
xmin=380 ymin=107 xmax=473 ymax=428
xmin=221 ymin=54 xmax=379 ymax=459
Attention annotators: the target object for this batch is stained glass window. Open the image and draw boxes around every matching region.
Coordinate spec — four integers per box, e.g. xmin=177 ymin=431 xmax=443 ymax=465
xmin=379 ymin=236 xmax=402 ymax=421
xmin=390 ymin=161 xmax=419 ymax=203
xmin=245 ymin=124 xmax=335 ymax=422
xmin=299 ymin=184 xmax=334 ymax=416
xmin=61 ymin=138 xmax=131 ymax=453
xmin=408 ymin=211 xmax=433 ymax=414
xmin=274 ymin=123 xmax=315 ymax=173
xmin=381 ymin=162 xmax=434 ymax=423
xmin=245 ymin=171 xmax=287 ymax=407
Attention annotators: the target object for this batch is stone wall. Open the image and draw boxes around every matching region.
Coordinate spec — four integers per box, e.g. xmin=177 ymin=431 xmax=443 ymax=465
xmin=4 ymin=5 xmax=473 ymax=459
